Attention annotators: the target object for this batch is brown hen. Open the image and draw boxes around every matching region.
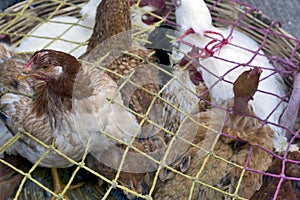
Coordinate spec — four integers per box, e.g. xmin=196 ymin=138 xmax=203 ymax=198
xmin=81 ymin=0 xmax=199 ymax=198
xmin=250 ymin=148 xmax=300 ymax=200
xmin=0 ymin=35 xmax=38 ymax=199
xmin=1 ymin=32 xmax=143 ymax=200
xmin=154 ymin=68 xmax=274 ymax=199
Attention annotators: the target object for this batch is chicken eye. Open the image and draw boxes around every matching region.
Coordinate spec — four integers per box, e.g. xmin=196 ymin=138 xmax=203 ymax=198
xmin=42 ymin=66 xmax=48 ymax=69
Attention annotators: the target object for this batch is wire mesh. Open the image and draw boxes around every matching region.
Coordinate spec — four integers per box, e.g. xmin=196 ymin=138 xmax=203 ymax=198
xmin=0 ymin=0 xmax=299 ymax=199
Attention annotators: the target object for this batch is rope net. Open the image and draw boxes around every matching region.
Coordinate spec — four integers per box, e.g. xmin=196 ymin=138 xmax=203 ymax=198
xmin=0 ymin=0 xmax=299 ymax=199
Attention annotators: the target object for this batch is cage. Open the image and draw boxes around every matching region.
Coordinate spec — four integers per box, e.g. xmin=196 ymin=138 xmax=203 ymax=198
xmin=0 ymin=0 xmax=299 ymax=199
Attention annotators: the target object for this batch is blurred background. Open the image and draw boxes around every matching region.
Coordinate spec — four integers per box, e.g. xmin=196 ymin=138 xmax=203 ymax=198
xmin=1 ymin=0 xmax=299 ymax=38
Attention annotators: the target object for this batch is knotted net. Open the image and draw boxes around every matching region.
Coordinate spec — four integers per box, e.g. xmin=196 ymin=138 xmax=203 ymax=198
xmin=0 ymin=0 xmax=299 ymax=199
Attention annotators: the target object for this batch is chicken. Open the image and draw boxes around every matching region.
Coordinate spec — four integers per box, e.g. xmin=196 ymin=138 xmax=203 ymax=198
xmin=251 ymin=66 xmax=300 ymax=199
xmin=78 ymin=0 xmax=196 ymax=198
xmin=0 ymin=34 xmax=33 ymax=158
xmin=15 ymin=0 xmax=166 ymax=58
xmin=172 ymin=0 xmax=287 ymax=149
xmin=161 ymin=45 xmax=210 ymax=130
xmin=1 ymin=32 xmax=143 ymax=200
xmin=0 ymin=154 xmax=32 ymax=200
xmin=250 ymin=149 xmax=300 ymax=200
xmin=154 ymin=67 xmax=274 ymax=199
xmin=1 ymin=0 xmax=169 ymax=197
xmin=0 ymin=35 xmax=54 ymax=199
xmin=145 ymin=22 xmax=215 ymax=178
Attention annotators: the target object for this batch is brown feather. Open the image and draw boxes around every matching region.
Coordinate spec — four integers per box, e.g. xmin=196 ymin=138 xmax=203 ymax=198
xmin=80 ymin=0 xmax=191 ymax=198
xmin=1 ymin=36 xmax=137 ymax=170
xmin=25 ymin=50 xmax=81 ymax=118
xmin=154 ymin=69 xmax=274 ymax=199
xmin=0 ymin=154 xmax=31 ymax=200
xmin=85 ymin=0 xmax=131 ymax=56
xmin=251 ymin=149 xmax=300 ymax=200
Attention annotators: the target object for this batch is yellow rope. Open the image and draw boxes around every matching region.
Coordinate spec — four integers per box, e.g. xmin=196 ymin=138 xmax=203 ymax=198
xmin=0 ymin=133 xmax=21 ymax=154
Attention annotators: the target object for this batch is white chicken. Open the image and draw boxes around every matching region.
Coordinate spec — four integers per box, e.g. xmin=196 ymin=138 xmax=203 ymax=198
xmin=15 ymin=0 xmax=102 ymax=57
xmin=172 ymin=0 xmax=287 ymax=149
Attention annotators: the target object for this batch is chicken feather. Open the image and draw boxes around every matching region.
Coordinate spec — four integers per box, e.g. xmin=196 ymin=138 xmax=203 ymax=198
xmin=0 ymin=36 xmax=33 ymax=158
xmin=81 ymin=0 xmax=196 ymax=198
xmin=154 ymin=68 xmax=274 ymax=199
xmin=172 ymin=0 xmax=287 ymax=150
xmin=15 ymin=0 xmax=166 ymax=58
xmin=0 ymin=33 xmax=142 ymax=199
xmin=251 ymin=148 xmax=300 ymax=200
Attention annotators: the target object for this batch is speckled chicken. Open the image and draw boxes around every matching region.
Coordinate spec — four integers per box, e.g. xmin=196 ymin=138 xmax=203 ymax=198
xmin=81 ymin=0 xmax=195 ymax=198
xmin=251 ymin=67 xmax=300 ymax=199
xmin=0 ymin=34 xmax=33 ymax=158
xmin=0 ymin=37 xmax=34 ymax=199
xmin=1 ymin=31 xmax=143 ymax=200
xmin=154 ymin=68 xmax=274 ymax=199
xmin=161 ymin=45 xmax=210 ymax=134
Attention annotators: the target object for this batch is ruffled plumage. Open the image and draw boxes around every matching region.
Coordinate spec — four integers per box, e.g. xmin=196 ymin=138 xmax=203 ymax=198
xmin=154 ymin=68 xmax=274 ymax=200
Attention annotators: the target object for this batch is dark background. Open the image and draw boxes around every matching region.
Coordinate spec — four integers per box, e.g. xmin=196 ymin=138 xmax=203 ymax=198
xmin=1 ymin=0 xmax=299 ymax=38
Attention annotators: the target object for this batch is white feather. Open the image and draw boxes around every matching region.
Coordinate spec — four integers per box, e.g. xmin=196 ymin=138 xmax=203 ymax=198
xmin=15 ymin=0 xmax=103 ymax=57
xmin=174 ymin=0 xmax=287 ymax=148
xmin=71 ymin=65 xmax=140 ymax=161
xmin=175 ymin=0 xmax=211 ymax=36
xmin=53 ymin=66 xmax=63 ymax=78
xmin=162 ymin=65 xmax=201 ymax=136
xmin=80 ymin=0 xmax=103 ymax=27
xmin=15 ymin=16 xmax=92 ymax=58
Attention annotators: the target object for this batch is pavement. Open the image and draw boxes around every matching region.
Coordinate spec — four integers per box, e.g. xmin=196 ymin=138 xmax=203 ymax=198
xmin=0 ymin=0 xmax=24 ymax=12
xmin=243 ymin=0 xmax=300 ymax=39
xmin=0 ymin=0 xmax=299 ymax=38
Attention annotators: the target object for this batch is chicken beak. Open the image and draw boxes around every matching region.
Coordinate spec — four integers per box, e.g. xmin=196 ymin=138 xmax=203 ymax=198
xmin=17 ymin=62 xmax=33 ymax=80
xmin=17 ymin=73 xmax=31 ymax=80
